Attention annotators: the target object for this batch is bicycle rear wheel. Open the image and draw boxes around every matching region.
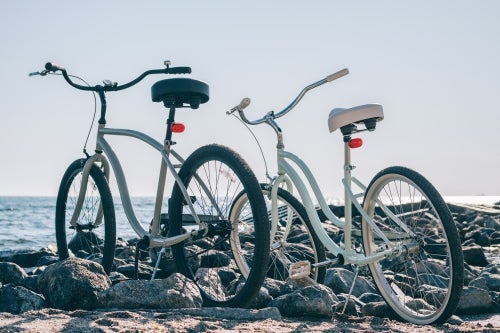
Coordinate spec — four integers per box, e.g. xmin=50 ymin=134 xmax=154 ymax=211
xmin=169 ymin=144 xmax=270 ymax=307
xmin=362 ymin=166 xmax=463 ymax=324
xmin=55 ymin=158 xmax=116 ymax=274
xmin=231 ymin=184 xmax=326 ymax=283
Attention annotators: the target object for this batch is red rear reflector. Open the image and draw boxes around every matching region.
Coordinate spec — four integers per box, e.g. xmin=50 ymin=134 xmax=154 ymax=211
xmin=171 ymin=123 xmax=185 ymax=133
xmin=348 ymin=138 xmax=363 ymax=148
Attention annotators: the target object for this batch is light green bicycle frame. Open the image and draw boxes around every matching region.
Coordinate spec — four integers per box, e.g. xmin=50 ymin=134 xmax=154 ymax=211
xmin=67 ymin=123 xmax=217 ymax=249
xmin=270 ymin=142 xmax=412 ymax=266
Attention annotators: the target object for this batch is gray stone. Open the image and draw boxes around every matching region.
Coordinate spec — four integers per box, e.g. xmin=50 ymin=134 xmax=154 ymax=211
xmin=263 ymin=278 xmax=294 ymax=298
xmin=362 ymin=301 xmax=396 ymax=319
xmin=480 ymin=272 xmax=500 ymax=291
xmin=6 ymin=248 xmax=56 ymax=268
xmin=469 ymin=276 xmax=489 ymax=290
xmin=457 ymin=286 xmax=493 ymax=314
xmin=98 ymin=273 xmax=202 ymax=309
xmin=269 ymin=284 xmax=338 ymax=318
xmin=463 ymin=245 xmax=490 ymax=267
xmin=37 ymin=257 xmax=111 ymax=310
xmin=332 ymin=298 xmax=358 ymax=316
xmin=358 ymin=292 xmax=384 ymax=304
xmin=323 ymin=267 xmax=377 ymax=297
xmin=173 ymin=306 xmax=282 ymax=321
xmin=0 ymin=284 xmax=45 ymax=314
xmin=19 ymin=275 xmax=40 ymax=293
xmin=0 ymin=262 xmax=27 ymax=284
xmin=249 ymin=287 xmax=273 ymax=309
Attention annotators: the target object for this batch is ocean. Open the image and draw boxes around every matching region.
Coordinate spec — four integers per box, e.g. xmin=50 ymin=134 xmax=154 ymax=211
xmin=0 ymin=196 xmax=162 ymax=255
xmin=1 ymin=195 xmax=499 ymax=255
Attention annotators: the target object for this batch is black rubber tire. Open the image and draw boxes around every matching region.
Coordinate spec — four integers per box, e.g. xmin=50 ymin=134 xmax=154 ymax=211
xmin=55 ymin=159 xmax=116 ymax=274
xmin=231 ymin=184 xmax=326 ymax=283
xmin=169 ymin=144 xmax=270 ymax=307
xmin=362 ymin=166 xmax=464 ymax=325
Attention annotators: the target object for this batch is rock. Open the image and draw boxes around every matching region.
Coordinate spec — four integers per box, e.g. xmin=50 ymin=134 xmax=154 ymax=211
xmin=5 ymin=248 xmax=56 ymax=268
xmin=362 ymin=301 xmax=396 ymax=319
xmin=0 ymin=262 xmax=27 ymax=284
xmin=457 ymin=286 xmax=493 ymax=314
xmin=323 ymin=267 xmax=377 ymax=297
xmin=19 ymin=275 xmax=40 ymax=293
xmin=332 ymin=297 xmax=358 ymax=316
xmin=462 ymin=245 xmax=490 ymax=267
xmin=98 ymin=273 xmax=202 ymax=309
xmin=480 ymin=271 xmax=500 ymax=292
xmin=248 ymin=287 xmax=273 ymax=309
xmin=468 ymin=276 xmax=488 ymax=290
xmin=269 ymin=285 xmax=338 ymax=318
xmin=174 ymin=306 xmax=282 ymax=321
xmin=358 ymin=292 xmax=384 ymax=304
xmin=263 ymin=278 xmax=294 ymax=298
xmin=37 ymin=257 xmax=111 ymax=310
xmin=0 ymin=284 xmax=45 ymax=314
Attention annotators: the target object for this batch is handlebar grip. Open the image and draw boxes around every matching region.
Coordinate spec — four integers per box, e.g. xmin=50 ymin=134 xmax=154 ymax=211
xmin=239 ymin=97 xmax=251 ymax=110
xmin=326 ymin=68 xmax=349 ymax=82
xmin=45 ymin=62 xmax=65 ymax=72
xmin=168 ymin=67 xmax=192 ymax=74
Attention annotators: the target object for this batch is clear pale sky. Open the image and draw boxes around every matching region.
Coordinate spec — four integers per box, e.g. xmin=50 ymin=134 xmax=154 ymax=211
xmin=1 ymin=1 xmax=499 ymax=199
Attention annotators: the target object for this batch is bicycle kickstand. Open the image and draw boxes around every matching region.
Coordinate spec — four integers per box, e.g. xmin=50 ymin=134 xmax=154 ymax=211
xmin=341 ymin=266 xmax=360 ymax=314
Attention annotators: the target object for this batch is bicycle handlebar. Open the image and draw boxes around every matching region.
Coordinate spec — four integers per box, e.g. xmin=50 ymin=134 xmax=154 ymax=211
xmin=30 ymin=61 xmax=192 ymax=92
xmin=228 ymin=68 xmax=349 ymax=125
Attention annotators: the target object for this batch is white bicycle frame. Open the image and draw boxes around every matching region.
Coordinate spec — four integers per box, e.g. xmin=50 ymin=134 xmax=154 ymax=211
xmin=229 ymin=69 xmax=415 ymax=267
xmin=68 ymin=123 xmax=211 ymax=249
xmin=270 ymin=142 xmax=413 ymax=266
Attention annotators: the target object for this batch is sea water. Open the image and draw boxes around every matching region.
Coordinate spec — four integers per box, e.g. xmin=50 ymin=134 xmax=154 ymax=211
xmin=0 ymin=196 xmax=161 ymax=255
xmin=1 ymin=195 xmax=499 ymax=256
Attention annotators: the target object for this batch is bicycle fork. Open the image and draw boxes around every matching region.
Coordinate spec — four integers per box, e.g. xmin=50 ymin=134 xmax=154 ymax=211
xmin=69 ymin=152 xmax=110 ymax=229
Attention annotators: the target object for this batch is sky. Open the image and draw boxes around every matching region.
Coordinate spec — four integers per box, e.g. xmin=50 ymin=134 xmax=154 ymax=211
xmin=1 ymin=1 xmax=499 ymax=199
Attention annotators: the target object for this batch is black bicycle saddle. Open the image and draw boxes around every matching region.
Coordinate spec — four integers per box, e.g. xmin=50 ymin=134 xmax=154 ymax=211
xmin=151 ymin=78 xmax=209 ymax=109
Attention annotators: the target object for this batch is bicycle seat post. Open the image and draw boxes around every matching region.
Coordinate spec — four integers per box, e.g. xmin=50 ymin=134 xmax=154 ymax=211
xmin=343 ymin=135 xmax=354 ymax=253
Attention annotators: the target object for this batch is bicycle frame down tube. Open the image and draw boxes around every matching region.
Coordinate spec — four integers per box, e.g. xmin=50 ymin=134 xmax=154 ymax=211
xmin=96 ymin=128 xmax=203 ymax=237
xmin=277 ymin=149 xmax=345 ymax=256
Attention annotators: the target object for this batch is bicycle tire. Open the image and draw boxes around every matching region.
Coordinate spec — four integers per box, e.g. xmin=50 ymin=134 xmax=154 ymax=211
xmin=168 ymin=144 xmax=270 ymax=307
xmin=55 ymin=158 xmax=116 ymax=274
xmin=362 ymin=166 xmax=463 ymax=324
xmin=231 ymin=184 xmax=326 ymax=283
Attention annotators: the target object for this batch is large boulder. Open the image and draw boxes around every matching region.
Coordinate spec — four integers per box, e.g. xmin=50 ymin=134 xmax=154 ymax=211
xmin=98 ymin=273 xmax=202 ymax=309
xmin=37 ymin=257 xmax=111 ymax=310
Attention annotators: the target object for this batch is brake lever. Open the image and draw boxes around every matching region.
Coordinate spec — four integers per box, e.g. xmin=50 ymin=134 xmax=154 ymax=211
xmin=28 ymin=69 xmax=49 ymax=77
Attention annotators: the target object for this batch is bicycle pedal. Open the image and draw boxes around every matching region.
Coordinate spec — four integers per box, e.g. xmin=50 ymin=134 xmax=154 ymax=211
xmin=289 ymin=261 xmax=311 ymax=279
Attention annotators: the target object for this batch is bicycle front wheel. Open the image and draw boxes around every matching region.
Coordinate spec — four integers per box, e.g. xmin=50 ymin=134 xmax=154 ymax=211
xmin=169 ymin=144 xmax=270 ymax=308
xmin=362 ymin=166 xmax=463 ymax=325
xmin=55 ymin=159 xmax=116 ymax=274
xmin=231 ymin=184 xmax=326 ymax=283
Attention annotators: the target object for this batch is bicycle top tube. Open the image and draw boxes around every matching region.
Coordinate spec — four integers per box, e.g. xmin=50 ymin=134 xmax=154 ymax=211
xmin=30 ymin=60 xmax=192 ymax=92
xmin=228 ymin=68 xmax=348 ymax=125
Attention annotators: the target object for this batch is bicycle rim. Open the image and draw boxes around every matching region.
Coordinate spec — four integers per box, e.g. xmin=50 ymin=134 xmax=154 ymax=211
xmin=362 ymin=166 xmax=463 ymax=324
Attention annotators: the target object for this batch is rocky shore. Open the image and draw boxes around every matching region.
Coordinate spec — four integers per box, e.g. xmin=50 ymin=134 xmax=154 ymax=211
xmin=1 ymin=202 xmax=500 ymax=332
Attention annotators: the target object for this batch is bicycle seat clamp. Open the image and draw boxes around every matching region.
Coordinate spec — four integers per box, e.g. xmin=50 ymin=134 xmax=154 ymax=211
xmin=151 ymin=78 xmax=209 ymax=109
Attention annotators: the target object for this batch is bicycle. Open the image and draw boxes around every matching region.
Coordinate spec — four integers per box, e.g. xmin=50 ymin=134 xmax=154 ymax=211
xmin=226 ymin=69 xmax=464 ymax=324
xmin=29 ymin=61 xmax=270 ymax=308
